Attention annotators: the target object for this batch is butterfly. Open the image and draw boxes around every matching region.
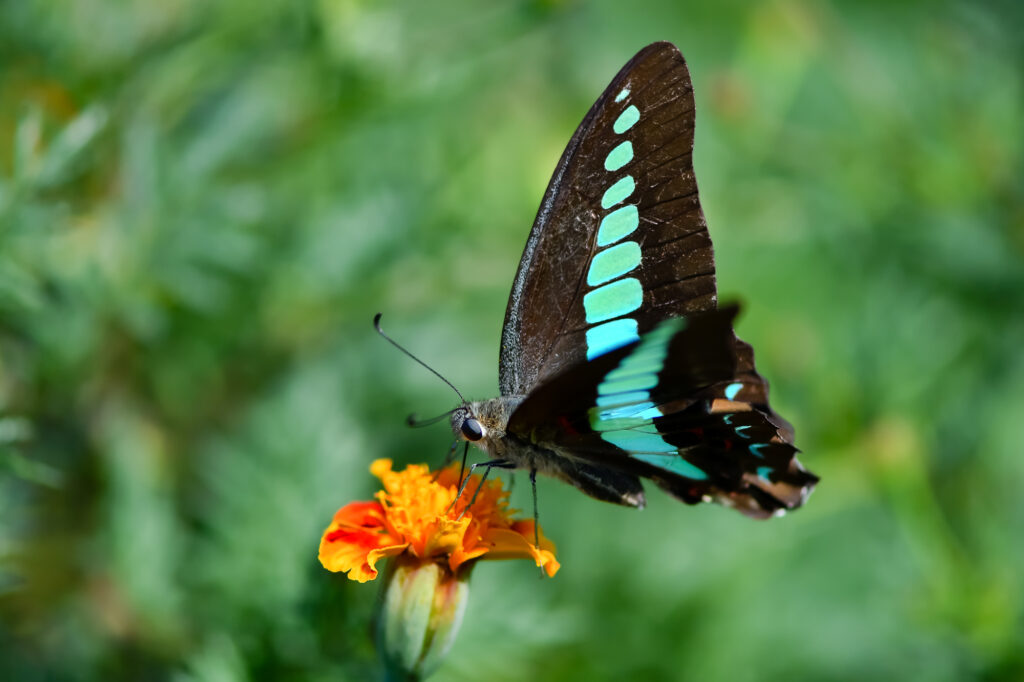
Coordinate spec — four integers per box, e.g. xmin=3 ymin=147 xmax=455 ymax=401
xmin=445 ymin=42 xmax=817 ymax=518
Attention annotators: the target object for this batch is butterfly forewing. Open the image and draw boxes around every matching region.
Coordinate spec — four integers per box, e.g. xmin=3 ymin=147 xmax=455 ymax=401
xmin=500 ymin=42 xmax=716 ymax=397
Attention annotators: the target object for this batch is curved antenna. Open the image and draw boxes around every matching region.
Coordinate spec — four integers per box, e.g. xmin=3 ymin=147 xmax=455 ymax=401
xmin=406 ymin=408 xmax=457 ymax=428
xmin=374 ymin=313 xmax=466 ymax=404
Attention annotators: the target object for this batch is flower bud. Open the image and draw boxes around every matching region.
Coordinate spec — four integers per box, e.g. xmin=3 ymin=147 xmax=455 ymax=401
xmin=376 ymin=556 xmax=471 ymax=681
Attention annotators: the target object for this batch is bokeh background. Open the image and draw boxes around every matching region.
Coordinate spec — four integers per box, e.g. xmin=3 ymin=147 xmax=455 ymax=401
xmin=2 ymin=0 xmax=1023 ymax=680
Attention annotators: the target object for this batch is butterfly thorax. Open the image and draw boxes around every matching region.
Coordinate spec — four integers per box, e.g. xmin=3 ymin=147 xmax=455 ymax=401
xmin=451 ymin=396 xmax=571 ymax=477
xmin=450 ymin=397 xmax=648 ymax=509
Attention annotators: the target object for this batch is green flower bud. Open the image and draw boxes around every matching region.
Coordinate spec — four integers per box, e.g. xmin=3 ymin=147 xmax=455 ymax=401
xmin=376 ymin=556 xmax=471 ymax=681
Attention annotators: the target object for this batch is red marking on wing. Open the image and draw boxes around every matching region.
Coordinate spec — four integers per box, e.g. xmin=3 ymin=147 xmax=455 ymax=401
xmin=557 ymin=415 xmax=579 ymax=436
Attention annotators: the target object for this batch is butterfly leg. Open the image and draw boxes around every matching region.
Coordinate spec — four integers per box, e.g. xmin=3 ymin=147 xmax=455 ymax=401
xmin=451 ymin=459 xmax=515 ymax=517
xmin=463 ymin=459 xmax=516 ymax=513
xmin=530 ymin=468 xmax=539 ymax=549
xmin=457 ymin=441 xmax=469 ymax=484
xmin=529 ymin=468 xmax=551 ymax=579
xmin=431 ymin=439 xmax=462 ymax=481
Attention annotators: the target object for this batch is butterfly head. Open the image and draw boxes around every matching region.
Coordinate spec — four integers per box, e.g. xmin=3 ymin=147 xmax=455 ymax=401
xmin=452 ymin=405 xmax=487 ymax=442
xmin=450 ymin=399 xmax=517 ymax=455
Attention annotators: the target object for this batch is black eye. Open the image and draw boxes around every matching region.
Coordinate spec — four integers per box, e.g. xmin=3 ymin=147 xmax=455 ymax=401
xmin=461 ymin=417 xmax=484 ymax=441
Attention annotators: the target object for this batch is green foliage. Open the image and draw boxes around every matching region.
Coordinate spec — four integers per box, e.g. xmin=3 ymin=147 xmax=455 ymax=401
xmin=2 ymin=0 xmax=1022 ymax=680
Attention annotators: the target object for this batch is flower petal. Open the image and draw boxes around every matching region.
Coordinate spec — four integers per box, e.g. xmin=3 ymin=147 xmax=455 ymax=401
xmin=481 ymin=522 xmax=561 ymax=577
xmin=330 ymin=500 xmax=389 ymax=528
xmin=357 ymin=543 xmax=408 ymax=582
xmin=319 ymin=500 xmax=406 ymax=582
xmin=424 ymin=516 xmax=470 ymax=558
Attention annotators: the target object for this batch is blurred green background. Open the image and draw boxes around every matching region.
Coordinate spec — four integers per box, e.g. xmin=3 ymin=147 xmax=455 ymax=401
xmin=2 ymin=0 xmax=1023 ymax=680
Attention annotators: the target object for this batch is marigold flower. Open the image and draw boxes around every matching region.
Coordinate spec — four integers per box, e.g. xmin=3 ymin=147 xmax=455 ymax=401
xmin=319 ymin=459 xmax=560 ymax=680
xmin=318 ymin=459 xmax=559 ymax=582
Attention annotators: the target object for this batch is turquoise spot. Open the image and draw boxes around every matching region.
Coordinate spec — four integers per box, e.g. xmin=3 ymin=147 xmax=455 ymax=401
xmin=616 ymin=333 xmax=672 ymax=358
xmin=605 ymin=431 xmax=677 ymax=454
xmin=600 ymin=319 xmax=680 ymax=380
xmin=604 ymin=141 xmax=634 ymax=171
xmin=635 ymin=454 xmax=708 ymax=480
xmin=757 ymin=466 xmax=773 ymax=481
xmin=583 ymin=277 xmax=642 ymax=324
xmin=585 ymin=318 xmax=639 ymax=359
xmin=597 ymin=205 xmax=639 ymax=246
xmin=725 ymin=382 xmax=743 ymax=400
xmin=613 ymin=105 xmax=640 ymax=134
xmin=606 ymin=359 xmax=663 ymax=379
xmin=588 ymin=403 xmax=648 ymax=431
xmin=596 ymin=402 xmax=656 ymax=421
xmin=605 ymin=360 xmax=664 ymax=382
xmin=735 ymin=425 xmax=752 ymax=439
xmin=590 ymin=415 xmax=647 ymax=432
xmin=597 ymin=372 xmax=659 ymax=395
xmin=596 ymin=391 xmax=651 ymax=407
xmin=633 ymin=404 xmax=663 ymax=420
xmin=723 ymin=414 xmax=734 ymax=425
xmin=615 ymin=88 xmax=630 ymax=102
xmin=587 ymin=241 xmax=641 ymax=286
xmin=749 ymin=443 xmax=769 ymax=458
xmin=615 ymin=347 xmax=666 ymax=366
xmin=630 ymin=333 xmax=676 ymax=355
xmin=607 ymin=326 xmax=678 ymax=368
xmin=646 ymin=318 xmax=685 ymax=340
xmin=601 ymin=175 xmax=635 ymax=209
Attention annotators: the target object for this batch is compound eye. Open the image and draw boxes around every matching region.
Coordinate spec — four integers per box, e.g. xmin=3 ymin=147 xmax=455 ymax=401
xmin=461 ymin=417 xmax=484 ymax=441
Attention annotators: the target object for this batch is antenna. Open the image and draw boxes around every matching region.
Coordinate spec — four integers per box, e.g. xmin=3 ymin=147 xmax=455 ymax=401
xmin=374 ymin=313 xmax=466 ymax=404
xmin=406 ymin=409 xmax=458 ymax=428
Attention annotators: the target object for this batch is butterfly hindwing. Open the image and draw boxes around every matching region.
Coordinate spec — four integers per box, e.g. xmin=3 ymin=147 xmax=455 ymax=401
xmin=507 ymin=309 xmax=818 ymax=516
xmin=648 ymin=402 xmax=818 ymax=517
xmin=500 ymin=42 xmax=716 ymax=397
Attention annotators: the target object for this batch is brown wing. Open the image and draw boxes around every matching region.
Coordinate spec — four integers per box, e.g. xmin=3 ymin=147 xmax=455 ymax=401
xmin=499 ymin=42 xmax=717 ymax=396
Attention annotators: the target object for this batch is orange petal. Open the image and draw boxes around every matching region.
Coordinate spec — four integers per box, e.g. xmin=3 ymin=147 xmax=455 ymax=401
xmin=510 ymin=519 xmax=558 ymax=555
xmin=369 ymin=458 xmax=394 ymax=482
xmin=355 ymin=543 xmax=408 ymax=582
xmin=330 ymin=500 xmax=389 ymax=528
xmin=319 ymin=500 xmax=406 ymax=582
xmin=423 ymin=516 xmax=470 ymax=558
xmin=447 ymin=544 xmax=490 ymax=573
xmin=479 ymin=523 xmax=560 ymax=577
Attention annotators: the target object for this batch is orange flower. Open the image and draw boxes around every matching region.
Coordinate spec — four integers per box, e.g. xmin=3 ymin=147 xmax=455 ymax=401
xmin=319 ymin=459 xmax=560 ymax=582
